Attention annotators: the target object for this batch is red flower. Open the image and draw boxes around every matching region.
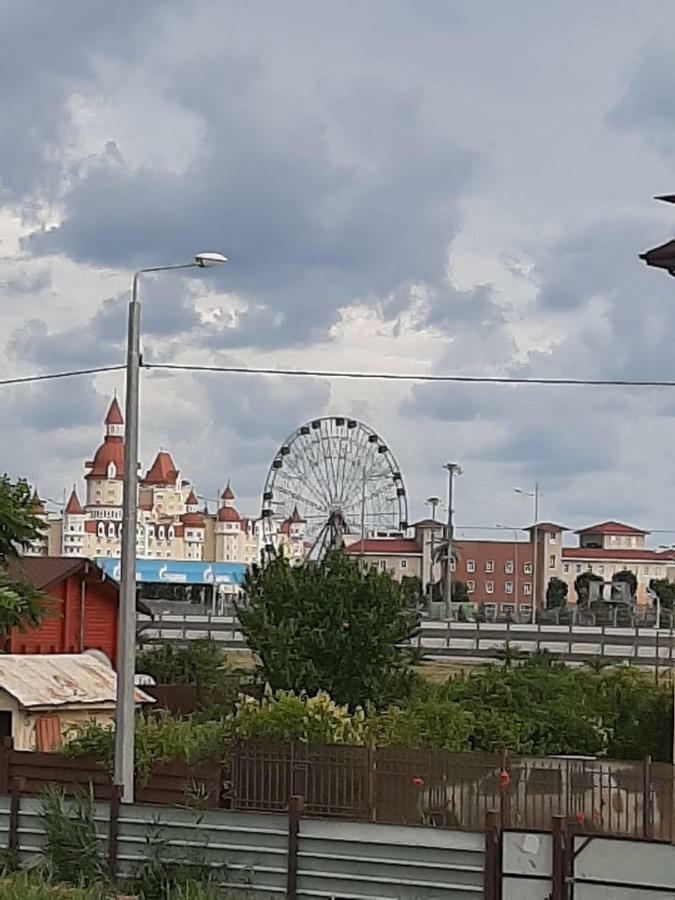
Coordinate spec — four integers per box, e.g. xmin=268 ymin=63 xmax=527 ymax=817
xmin=412 ymin=776 xmax=424 ymax=788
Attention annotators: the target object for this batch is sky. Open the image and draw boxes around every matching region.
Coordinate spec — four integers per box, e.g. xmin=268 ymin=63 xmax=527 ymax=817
xmin=3 ymin=0 xmax=675 ymax=544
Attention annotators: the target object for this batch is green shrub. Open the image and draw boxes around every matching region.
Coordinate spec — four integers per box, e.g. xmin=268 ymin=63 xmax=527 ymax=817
xmin=233 ymin=689 xmax=367 ymax=745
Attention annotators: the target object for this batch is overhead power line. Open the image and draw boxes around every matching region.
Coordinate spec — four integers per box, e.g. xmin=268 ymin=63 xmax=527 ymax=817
xmin=145 ymin=362 xmax=675 ymax=388
xmin=3 ymin=360 xmax=675 ymax=389
xmin=0 ymin=364 xmax=125 ymax=386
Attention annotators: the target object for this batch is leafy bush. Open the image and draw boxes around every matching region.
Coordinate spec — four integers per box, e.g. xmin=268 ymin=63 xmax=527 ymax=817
xmin=64 ymin=713 xmax=231 ymax=781
xmin=136 ymin=639 xmax=244 ymax=718
xmin=369 ymin=689 xmax=474 ymax=751
xmin=234 ymin=689 xmax=367 ymax=745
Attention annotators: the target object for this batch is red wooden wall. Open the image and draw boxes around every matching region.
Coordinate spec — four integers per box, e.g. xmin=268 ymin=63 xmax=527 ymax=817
xmin=10 ymin=573 xmax=119 ymax=666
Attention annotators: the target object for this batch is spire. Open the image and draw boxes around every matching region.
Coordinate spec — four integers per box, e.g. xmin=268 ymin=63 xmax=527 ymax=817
xmin=105 ymin=395 xmax=124 ymax=439
xmin=30 ymin=489 xmax=45 ymax=515
xmin=105 ymin=396 xmax=123 ymax=426
xmin=221 ymin=481 xmax=235 ymax=503
xmin=65 ymin=485 xmax=84 ymax=516
xmin=186 ymin=489 xmax=199 ymax=507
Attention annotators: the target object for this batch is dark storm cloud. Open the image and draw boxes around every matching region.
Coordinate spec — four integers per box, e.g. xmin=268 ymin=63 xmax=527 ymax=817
xmin=0 ymin=1 xmax=166 ymax=203
xmin=24 ymin=52 xmax=479 ymax=347
xmin=2 ymin=377 xmax=101 ymax=432
xmin=6 ymin=318 xmax=122 ymax=370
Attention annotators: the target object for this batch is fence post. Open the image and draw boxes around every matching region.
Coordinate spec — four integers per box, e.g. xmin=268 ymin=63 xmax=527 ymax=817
xmin=484 ymin=809 xmax=501 ymax=900
xmin=0 ymin=737 xmax=13 ymax=795
xmin=107 ymin=784 xmax=121 ymax=879
xmin=8 ymin=777 xmax=24 ymax=855
xmin=499 ymin=749 xmax=510 ymax=829
xmin=366 ymin=744 xmax=376 ymax=822
xmin=643 ymin=755 xmax=654 ymax=840
xmin=551 ymin=815 xmax=568 ymax=900
xmin=286 ymin=795 xmax=304 ymax=900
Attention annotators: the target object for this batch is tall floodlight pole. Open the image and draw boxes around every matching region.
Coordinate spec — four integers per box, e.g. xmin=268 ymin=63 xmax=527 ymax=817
xmin=114 ymin=251 xmax=227 ymax=804
xmin=444 ymin=464 xmax=462 ymax=619
xmin=515 ymin=483 xmax=540 ymax=624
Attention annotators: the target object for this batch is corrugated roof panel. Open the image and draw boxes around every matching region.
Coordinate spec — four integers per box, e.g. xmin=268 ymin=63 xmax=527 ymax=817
xmin=0 ymin=654 xmax=152 ymax=709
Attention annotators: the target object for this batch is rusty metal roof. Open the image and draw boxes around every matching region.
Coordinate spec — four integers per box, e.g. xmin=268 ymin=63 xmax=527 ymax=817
xmin=0 ymin=654 xmax=153 ymax=709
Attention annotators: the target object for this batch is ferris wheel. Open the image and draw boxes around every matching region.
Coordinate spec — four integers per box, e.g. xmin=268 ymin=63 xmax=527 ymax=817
xmin=261 ymin=416 xmax=408 ymax=559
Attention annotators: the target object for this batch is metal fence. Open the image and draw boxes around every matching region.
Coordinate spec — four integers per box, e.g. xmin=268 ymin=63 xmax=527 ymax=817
xmin=232 ymin=742 xmax=674 ymax=842
xmin=138 ymin=612 xmax=675 ymax=668
xmin=0 ymin=789 xmax=490 ymax=899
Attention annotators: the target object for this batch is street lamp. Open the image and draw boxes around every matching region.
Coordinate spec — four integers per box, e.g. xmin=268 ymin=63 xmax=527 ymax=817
xmin=514 ymin=483 xmax=540 ymax=624
xmin=425 ymin=496 xmax=441 ymax=601
xmin=114 ymin=251 xmax=227 ymax=804
xmin=443 ymin=464 xmax=462 ymax=619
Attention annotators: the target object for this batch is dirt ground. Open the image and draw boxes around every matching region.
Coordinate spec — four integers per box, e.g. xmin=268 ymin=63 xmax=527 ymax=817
xmin=222 ymin=648 xmax=474 ymax=684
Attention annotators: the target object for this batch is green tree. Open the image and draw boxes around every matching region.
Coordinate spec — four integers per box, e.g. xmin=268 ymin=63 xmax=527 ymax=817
xmin=0 ymin=476 xmax=51 ymax=639
xmin=612 ymin=569 xmax=638 ymax=602
xmin=649 ymin=578 xmax=675 ymax=610
xmin=237 ymin=551 xmax=420 ymax=708
xmin=574 ymin=571 xmax=604 ymax=608
xmin=546 ymin=576 xmax=568 ymax=610
xmin=451 ymin=580 xmax=470 ymax=603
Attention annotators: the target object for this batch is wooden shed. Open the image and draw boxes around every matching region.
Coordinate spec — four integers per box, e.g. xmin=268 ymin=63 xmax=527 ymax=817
xmin=7 ymin=557 xmax=149 ymax=668
xmin=0 ymin=653 xmax=152 ymax=751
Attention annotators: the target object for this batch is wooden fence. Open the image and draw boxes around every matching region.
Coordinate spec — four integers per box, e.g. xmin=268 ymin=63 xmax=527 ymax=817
xmin=0 ymin=737 xmax=672 ymax=842
xmin=0 ymin=741 xmax=221 ymax=808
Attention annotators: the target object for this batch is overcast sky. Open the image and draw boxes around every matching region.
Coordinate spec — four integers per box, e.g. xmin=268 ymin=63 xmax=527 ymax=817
xmin=3 ymin=1 xmax=675 ymax=543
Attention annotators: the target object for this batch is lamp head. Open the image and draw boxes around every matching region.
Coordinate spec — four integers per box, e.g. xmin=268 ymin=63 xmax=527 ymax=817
xmin=195 ymin=251 xmax=228 ymax=268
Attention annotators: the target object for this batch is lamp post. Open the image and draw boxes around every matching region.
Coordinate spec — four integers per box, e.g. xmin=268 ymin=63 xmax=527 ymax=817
xmin=515 ymin=483 xmax=540 ymax=624
xmin=443 ymin=464 xmax=462 ymax=619
xmin=114 ymin=251 xmax=227 ymax=804
xmin=426 ymin=496 xmax=440 ymax=600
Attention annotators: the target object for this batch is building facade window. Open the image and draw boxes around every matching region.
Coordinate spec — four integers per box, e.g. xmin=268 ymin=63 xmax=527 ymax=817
xmin=576 ymin=564 xmax=582 ymax=574
xmin=505 ymin=561 xmax=514 ymax=574
xmin=549 ymin=554 xmax=556 ymax=569
xmin=523 ymin=583 xmax=532 ymax=595
xmin=563 ymin=563 xmax=569 ymax=574
xmin=467 ymin=560 xmax=475 ymax=573
xmin=486 ymin=560 xmax=494 ymax=573
xmin=505 ymin=581 xmax=513 ymax=594
xmin=486 ymin=581 xmax=494 ymax=594
xmin=524 ymin=563 xmax=533 ymax=575
xmin=400 ymin=560 xmax=407 ymax=569
xmin=467 ymin=580 xmax=475 ymax=593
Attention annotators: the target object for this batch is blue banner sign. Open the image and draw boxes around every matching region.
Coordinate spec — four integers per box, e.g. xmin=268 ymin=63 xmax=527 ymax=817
xmin=95 ymin=557 xmax=245 ymax=585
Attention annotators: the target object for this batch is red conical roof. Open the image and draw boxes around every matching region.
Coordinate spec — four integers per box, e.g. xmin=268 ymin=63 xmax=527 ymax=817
xmin=30 ymin=489 xmax=45 ymax=515
xmin=105 ymin=396 xmax=124 ymax=425
xmin=221 ymin=482 xmax=234 ymax=501
xmin=142 ymin=451 xmax=178 ymax=486
xmin=186 ymin=489 xmax=198 ymax=506
xmin=65 ymin=486 xmax=84 ymax=515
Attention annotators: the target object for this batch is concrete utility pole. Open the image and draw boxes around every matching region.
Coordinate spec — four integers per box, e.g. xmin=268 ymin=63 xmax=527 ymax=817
xmin=443 ymin=464 xmax=462 ymax=619
xmin=515 ymin=482 xmax=540 ymax=624
xmin=114 ymin=252 xmax=226 ymax=804
xmin=425 ymin=496 xmax=440 ymax=599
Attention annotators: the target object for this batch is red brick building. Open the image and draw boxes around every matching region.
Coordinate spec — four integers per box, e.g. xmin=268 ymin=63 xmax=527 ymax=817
xmin=6 ymin=557 xmax=141 ymax=667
